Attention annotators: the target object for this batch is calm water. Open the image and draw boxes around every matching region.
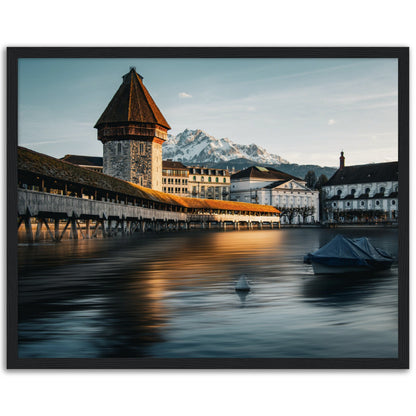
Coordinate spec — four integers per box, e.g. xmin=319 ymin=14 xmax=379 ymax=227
xmin=18 ymin=227 xmax=398 ymax=358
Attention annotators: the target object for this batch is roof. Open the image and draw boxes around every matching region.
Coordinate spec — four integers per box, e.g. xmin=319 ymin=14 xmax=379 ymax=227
xmin=325 ymin=162 xmax=398 ymax=186
xmin=162 ymin=160 xmax=188 ymax=170
xmin=18 ymin=147 xmax=279 ymax=214
xmin=61 ymin=154 xmax=103 ymax=167
xmin=94 ymin=68 xmax=171 ymax=130
xmin=231 ymin=166 xmax=302 ymax=182
xmin=263 ymin=180 xmax=290 ymax=189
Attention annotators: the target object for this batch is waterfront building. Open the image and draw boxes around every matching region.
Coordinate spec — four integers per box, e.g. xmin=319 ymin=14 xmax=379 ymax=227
xmin=230 ymin=166 xmax=320 ymax=224
xmin=61 ymin=155 xmax=103 ymax=173
xmin=162 ymin=160 xmax=190 ymax=196
xmin=95 ymin=67 xmax=170 ymax=191
xmin=322 ymin=152 xmax=398 ymax=223
xmin=188 ymin=167 xmax=231 ymax=200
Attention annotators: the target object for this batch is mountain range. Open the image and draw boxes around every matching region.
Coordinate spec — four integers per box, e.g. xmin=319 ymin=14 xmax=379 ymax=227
xmin=162 ymin=129 xmax=336 ymax=180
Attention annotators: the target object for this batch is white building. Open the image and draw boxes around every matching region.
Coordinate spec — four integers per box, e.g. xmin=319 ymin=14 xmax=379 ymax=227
xmin=322 ymin=152 xmax=398 ymax=223
xmin=188 ymin=167 xmax=231 ymax=200
xmin=162 ymin=160 xmax=189 ymax=196
xmin=230 ymin=166 xmax=319 ymax=224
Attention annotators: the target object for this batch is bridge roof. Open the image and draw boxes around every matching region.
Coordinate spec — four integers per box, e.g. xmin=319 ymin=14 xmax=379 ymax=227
xmin=18 ymin=147 xmax=279 ymax=214
xmin=94 ymin=67 xmax=171 ymax=130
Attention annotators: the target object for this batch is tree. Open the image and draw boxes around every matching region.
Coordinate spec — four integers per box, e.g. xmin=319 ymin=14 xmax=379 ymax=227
xmin=304 ymin=170 xmax=317 ymax=189
xmin=315 ymin=174 xmax=328 ymax=190
xmin=277 ymin=206 xmax=315 ymax=224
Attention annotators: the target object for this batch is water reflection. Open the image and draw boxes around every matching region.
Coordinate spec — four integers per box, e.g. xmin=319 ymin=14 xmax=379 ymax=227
xmin=18 ymin=228 xmax=399 ymax=358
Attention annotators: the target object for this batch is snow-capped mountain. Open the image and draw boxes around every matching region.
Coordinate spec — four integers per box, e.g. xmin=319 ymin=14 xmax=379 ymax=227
xmin=162 ymin=129 xmax=289 ymax=165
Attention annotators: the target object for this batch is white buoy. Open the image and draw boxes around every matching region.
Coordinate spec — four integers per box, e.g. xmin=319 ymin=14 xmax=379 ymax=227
xmin=235 ymin=274 xmax=250 ymax=292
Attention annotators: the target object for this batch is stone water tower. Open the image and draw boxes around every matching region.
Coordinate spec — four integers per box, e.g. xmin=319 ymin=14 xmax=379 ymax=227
xmin=95 ymin=67 xmax=170 ymax=191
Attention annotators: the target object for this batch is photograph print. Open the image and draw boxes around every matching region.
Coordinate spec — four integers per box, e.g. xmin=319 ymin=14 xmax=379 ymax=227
xmin=8 ymin=48 xmax=409 ymax=368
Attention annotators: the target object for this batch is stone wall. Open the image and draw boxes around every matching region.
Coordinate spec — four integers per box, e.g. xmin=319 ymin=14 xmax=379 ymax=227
xmin=103 ymin=141 xmax=131 ymax=182
xmin=103 ymin=139 xmax=163 ymax=191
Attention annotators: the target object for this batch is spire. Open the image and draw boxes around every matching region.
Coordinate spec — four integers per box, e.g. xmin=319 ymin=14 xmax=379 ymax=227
xmin=340 ymin=151 xmax=345 ymax=170
xmin=94 ymin=67 xmax=170 ymax=130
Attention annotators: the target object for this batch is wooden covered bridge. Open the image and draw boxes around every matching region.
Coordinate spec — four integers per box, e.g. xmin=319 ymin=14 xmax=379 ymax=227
xmin=17 ymin=147 xmax=281 ymax=242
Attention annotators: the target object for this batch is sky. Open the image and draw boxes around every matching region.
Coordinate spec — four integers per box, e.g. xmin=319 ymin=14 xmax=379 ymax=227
xmin=18 ymin=58 xmax=398 ymax=167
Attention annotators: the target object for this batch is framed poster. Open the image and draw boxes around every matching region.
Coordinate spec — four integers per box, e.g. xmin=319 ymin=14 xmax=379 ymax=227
xmin=7 ymin=47 xmax=409 ymax=369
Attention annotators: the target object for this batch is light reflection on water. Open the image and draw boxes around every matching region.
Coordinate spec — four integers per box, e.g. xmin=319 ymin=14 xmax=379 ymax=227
xmin=18 ymin=228 xmax=398 ymax=358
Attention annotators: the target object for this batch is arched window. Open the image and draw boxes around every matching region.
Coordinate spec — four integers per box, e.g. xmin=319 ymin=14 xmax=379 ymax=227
xmin=392 ymin=200 xmax=396 ymax=205
xmin=223 ymin=178 xmax=226 ymax=183
xmin=347 ymin=202 xmax=350 ymax=207
xmin=376 ymin=200 xmax=380 ymax=206
xmin=216 ymin=177 xmax=219 ymax=183
xmin=360 ymin=201 xmax=365 ymax=206
xmin=380 ymin=186 xmax=385 ymax=194
xmin=365 ymin=188 xmax=370 ymax=194
xmin=337 ymin=189 xmax=342 ymax=196
xmin=333 ymin=202 xmax=337 ymax=207
xmin=351 ymin=188 xmax=356 ymax=195
xmin=208 ymin=177 xmax=212 ymax=182
xmin=193 ymin=176 xmax=196 ymax=181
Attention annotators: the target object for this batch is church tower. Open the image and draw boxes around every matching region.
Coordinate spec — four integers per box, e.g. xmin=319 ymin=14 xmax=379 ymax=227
xmin=95 ymin=67 xmax=170 ymax=191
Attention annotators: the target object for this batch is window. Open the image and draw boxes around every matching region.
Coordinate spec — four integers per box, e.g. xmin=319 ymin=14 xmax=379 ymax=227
xmin=392 ymin=200 xmax=396 ymax=205
xmin=376 ymin=200 xmax=380 ymax=206
xmin=223 ymin=178 xmax=226 ymax=183
xmin=333 ymin=202 xmax=337 ymax=207
xmin=193 ymin=176 xmax=196 ymax=181
xmin=360 ymin=201 xmax=364 ymax=206
xmin=201 ymin=176 xmax=204 ymax=182
xmin=337 ymin=189 xmax=342 ymax=196
xmin=216 ymin=177 xmax=219 ymax=183
xmin=380 ymin=187 xmax=385 ymax=194
xmin=351 ymin=188 xmax=356 ymax=195
xmin=347 ymin=202 xmax=350 ymax=207
xmin=365 ymin=188 xmax=370 ymax=194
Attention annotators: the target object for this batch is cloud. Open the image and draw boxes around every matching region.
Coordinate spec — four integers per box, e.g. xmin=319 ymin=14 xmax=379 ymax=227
xmin=178 ymin=92 xmax=192 ymax=99
xmin=328 ymin=119 xmax=336 ymax=126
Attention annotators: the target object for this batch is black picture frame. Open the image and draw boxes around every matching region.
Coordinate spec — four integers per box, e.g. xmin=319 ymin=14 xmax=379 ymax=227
xmin=7 ymin=47 xmax=409 ymax=369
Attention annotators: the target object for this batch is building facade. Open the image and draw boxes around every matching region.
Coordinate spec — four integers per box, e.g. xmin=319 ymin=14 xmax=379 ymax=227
xmin=322 ymin=152 xmax=399 ymax=223
xmin=230 ymin=166 xmax=319 ymax=224
xmin=162 ymin=160 xmax=190 ymax=196
xmin=188 ymin=167 xmax=231 ymax=200
xmin=95 ymin=67 xmax=170 ymax=191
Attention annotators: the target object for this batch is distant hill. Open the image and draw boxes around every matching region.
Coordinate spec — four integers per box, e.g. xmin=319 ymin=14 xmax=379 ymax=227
xmin=192 ymin=158 xmax=336 ymax=181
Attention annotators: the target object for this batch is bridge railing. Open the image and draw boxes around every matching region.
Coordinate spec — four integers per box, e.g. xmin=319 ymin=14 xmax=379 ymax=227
xmin=18 ymin=189 xmax=188 ymax=221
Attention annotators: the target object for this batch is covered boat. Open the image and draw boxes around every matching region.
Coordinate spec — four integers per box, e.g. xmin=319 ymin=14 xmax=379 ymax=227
xmin=304 ymin=234 xmax=394 ymax=275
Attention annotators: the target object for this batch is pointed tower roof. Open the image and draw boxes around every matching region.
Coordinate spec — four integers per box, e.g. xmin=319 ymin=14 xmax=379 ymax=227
xmin=94 ymin=67 xmax=171 ymax=130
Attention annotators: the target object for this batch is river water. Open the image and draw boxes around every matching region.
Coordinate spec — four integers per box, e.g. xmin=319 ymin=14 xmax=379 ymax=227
xmin=18 ymin=227 xmax=398 ymax=358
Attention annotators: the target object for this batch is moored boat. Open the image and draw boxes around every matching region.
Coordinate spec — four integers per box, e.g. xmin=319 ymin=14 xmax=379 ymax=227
xmin=304 ymin=234 xmax=394 ymax=275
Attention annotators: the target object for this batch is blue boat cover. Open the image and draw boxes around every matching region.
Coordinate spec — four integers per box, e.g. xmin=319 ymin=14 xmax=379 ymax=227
xmin=306 ymin=235 xmax=393 ymax=267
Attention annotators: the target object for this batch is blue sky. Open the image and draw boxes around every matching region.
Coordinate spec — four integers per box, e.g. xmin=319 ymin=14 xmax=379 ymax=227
xmin=18 ymin=58 xmax=398 ymax=167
